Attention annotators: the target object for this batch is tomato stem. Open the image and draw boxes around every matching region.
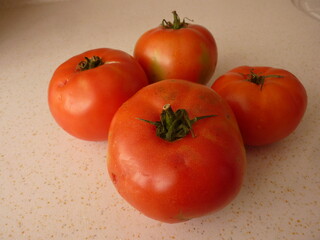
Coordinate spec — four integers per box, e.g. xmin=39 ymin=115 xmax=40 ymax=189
xmin=137 ymin=104 xmax=216 ymax=142
xmin=76 ymin=56 xmax=104 ymax=71
xmin=246 ymin=69 xmax=283 ymax=90
xmin=161 ymin=11 xmax=190 ymax=29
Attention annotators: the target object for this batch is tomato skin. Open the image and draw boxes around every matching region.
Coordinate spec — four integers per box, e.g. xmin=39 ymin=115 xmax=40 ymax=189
xmin=107 ymin=79 xmax=246 ymax=223
xmin=48 ymin=48 xmax=148 ymax=141
xmin=134 ymin=23 xmax=217 ymax=84
xmin=211 ymin=66 xmax=308 ymax=146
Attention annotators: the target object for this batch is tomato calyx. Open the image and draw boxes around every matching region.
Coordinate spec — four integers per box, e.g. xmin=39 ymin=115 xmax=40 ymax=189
xmin=138 ymin=104 xmax=216 ymax=142
xmin=76 ymin=56 xmax=104 ymax=71
xmin=245 ymin=69 xmax=283 ymax=90
xmin=161 ymin=11 xmax=191 ymax=30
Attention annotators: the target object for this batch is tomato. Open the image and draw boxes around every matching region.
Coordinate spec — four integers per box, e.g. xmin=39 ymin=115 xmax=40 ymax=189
xmin=211 ymin=66 xmax=308 ymax=146
xmin=134 ymin=11 xmax=218 ymax=84
xmin=48 ymin=48 xmax=148 ymax=141
xmin=107 ymin=79 xmax=246 ymax=223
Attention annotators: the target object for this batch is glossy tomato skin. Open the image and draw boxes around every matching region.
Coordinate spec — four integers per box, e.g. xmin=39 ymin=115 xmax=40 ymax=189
xmin=48 ymin=48 xmax=148 ymax=141
xmin=134 ymin=24 xmax=218 ymax=84
xmin=211 ymin=66 xmax=308 ymax=146
xmin=107 ymin=79 xmax=246 ymax=223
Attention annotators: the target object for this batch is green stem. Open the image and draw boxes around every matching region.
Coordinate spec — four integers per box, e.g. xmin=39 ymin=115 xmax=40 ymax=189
xmin=161 ymin=11 xmax=189 ymax=29
xmin=76 ymin=56 xmax=104 ymax=71
xmin=246 ymin=69 xmax=283 ymax=90
xmin=138 ymin=104 xmax=216 ymax=142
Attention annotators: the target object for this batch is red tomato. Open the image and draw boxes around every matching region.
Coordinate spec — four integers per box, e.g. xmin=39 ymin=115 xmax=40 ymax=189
xmin=48 ymin=48 xmax=148 ymax=141
xmin=107 ymin=79 xmax=246 ymax=223
xmin=211 ymin=66 xmax=308 ymax=146
xmin=134 ymin=11 xmax=218 ymax=84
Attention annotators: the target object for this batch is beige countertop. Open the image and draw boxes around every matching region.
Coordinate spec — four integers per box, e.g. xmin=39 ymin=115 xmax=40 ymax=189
xmin=1 ymin=0 xmax=319 ymax=239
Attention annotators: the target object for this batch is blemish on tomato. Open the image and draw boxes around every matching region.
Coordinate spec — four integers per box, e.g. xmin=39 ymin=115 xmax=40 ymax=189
xmin=111 ymin=173 xmax=117 ymax=184
xmin=174 ymin=210 xmax=191 ymax=221
xmin=57 ymin=78 xmax=68 ymax=87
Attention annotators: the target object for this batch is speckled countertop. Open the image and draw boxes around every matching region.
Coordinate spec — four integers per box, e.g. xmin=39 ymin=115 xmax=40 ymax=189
xmin=0 ymin=0 xmax=319 ymax=239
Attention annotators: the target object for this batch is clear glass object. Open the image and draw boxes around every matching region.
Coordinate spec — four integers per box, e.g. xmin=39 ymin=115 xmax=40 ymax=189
xmin=292 ymin=0 xmax=320 ymax=21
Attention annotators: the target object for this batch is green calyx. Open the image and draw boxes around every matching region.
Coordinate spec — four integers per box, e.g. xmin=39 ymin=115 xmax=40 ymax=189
xmin=161 ymin=11 xmax=191 ymax=30
xmin=138 ymin=104 xmax=216 ymax=142
xmin=246 ymin=69 xmax=283 ymax=90
xmin=76 ymin=56 xmax=104 ymax=71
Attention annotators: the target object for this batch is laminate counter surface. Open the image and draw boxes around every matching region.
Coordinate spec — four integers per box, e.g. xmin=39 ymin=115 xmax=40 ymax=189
xmin=1 ymin=0 xmax=319 ymax=239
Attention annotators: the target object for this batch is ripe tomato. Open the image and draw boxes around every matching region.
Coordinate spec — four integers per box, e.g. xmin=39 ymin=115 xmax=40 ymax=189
xmin=134 ymin=11 xmax=218 ymax=84
xmin=107 ymin=79 xmax=246 ymax=223
xmin=48 ymin=48 xmax=148 ymax=141
xmin=211 ymin=66 xmax=308 ymax=146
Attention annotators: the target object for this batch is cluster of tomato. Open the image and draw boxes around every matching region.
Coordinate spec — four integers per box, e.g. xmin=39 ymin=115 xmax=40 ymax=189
xmin=48 ymin=11 xmax=307 ymax=223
